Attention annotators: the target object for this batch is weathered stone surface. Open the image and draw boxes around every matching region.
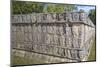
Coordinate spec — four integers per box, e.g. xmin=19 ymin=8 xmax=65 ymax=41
xmin=11 ymin=12 xmax=95 ymax=63
xmin=30 ymin=14 xmax=36 ymax=23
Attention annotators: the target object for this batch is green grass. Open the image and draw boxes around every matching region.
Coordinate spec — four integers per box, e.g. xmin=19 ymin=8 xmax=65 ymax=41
xmin=88 ymin=40 xmax=96 ymax=61
xmin=11 ymin=55 xmax=46 ymax=66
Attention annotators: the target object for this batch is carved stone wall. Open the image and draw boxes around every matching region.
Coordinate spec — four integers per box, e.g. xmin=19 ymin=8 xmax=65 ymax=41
xmin=11 ymin=12 xmax=95 ymax=63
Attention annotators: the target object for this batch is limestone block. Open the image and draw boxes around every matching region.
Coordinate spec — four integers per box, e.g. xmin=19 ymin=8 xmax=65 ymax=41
xmin=56 ymin=13 xmax=65 ymax=22
xmin=79 ymin=13 xmax=86 ymax=21
xmin=12 ymin=15 xmax=19 ymax=23
xmin=46 ymin=34 xmax=51 ymax=44
xmin=59 ymin=35 xmax=65 ymax=46
xmin=31 ymin=14 xmax=36 ymax=23
xmin=47 ymin=26 xmax=53 ymax=34
xmin=72 ymin=13 xmax=79 ymax=21
xmin=37 ymin=13 xmax=42 ymax=23
xmin=69 ymin=13 xmax=72 ymax=21
xmin=24 ymin=33 xmax=29 ymax=42
xmin=22 ymin=15 xmax=27 ymax=23
xmin=24 ymin=25 xmax=28 ymax=33
xmin=47 ymin=13 xmax=55 ymax=22
xmin=72 ymin=25 xmax=79 ymax=48
xmin=53 ymin=35 xmax=59 ymax=45
xmin=42 ymin=14 xmax=48 ymax=23
xmin=59 ymin=25 xmax=64 ymax=35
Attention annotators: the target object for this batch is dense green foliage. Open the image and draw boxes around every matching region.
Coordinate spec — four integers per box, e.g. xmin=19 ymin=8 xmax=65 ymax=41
xmin=12 ymin=1 xmax=44 ymax=14
xmin=46 ymin=4 xmax=76 ymax=13
xmin=88 ymin=9 xmax=96 ymax=25
xmin=79 ymin=9 xmax=85 ymax=13
xmin=12 ymin=1 xmax=76 ymax=14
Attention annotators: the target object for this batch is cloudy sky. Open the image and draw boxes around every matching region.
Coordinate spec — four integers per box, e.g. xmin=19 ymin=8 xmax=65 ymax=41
xmin=76 ymin=5 xmax=95 ymax=13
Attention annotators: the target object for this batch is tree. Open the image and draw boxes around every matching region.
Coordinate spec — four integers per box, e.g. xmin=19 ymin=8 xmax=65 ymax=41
xmin=12 ymin=1 xmax=77 ymax=14
xmin=46 ymin=4 xmax=76 ymax=13
xmin=12 ymin=1 xmax=44 ymax=14
xmin=88 ymin=9 xmax=96 ymax=25
xmin=79 ymin=9 xmax=85 ymax=13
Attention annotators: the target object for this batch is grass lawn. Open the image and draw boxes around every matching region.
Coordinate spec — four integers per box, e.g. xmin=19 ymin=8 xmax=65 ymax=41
xmin=88 ymin=39 xmax=96 ymax=61
xmin=11 ymin=55 xmax=46 ymax=66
